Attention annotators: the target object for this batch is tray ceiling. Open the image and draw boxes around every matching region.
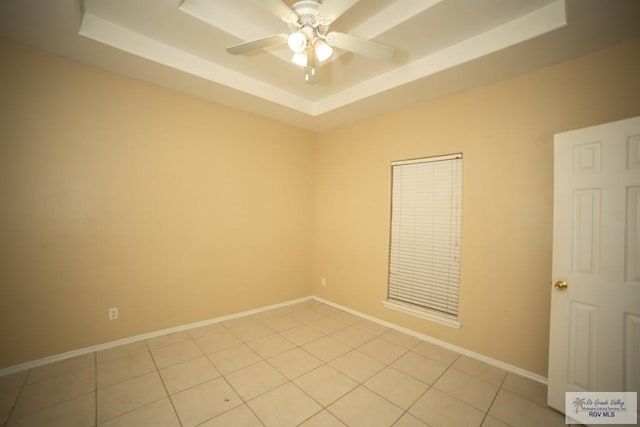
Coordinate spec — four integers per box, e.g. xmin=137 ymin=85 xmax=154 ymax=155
xmin=1 ymin=0 xmax=639 ymax=131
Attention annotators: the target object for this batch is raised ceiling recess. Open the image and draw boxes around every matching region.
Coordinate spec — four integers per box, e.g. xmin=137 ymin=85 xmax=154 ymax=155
xmin=0 ymin=0 xmax=639 ymax=131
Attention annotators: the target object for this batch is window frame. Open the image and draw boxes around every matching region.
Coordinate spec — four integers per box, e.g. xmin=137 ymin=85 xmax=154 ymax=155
xmin=383 ymin=153 xmax=463 ymax=329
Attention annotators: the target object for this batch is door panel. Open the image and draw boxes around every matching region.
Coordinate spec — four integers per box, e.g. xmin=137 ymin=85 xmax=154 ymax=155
xmin=548 ymin=116 xmax=640 ymax=415
xmin=625 ymin=313 xmax=640 ymax=392
xmin=572 ymin=189 xmax=600 ymax=275
xmin=567 ymin=302 xmax=597 ymax=391
xmin=626 ymin=186 xmax=640 ymax=283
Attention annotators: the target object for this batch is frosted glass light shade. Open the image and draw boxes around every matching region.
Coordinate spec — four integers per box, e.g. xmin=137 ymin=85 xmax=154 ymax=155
xmin=287 ymin=31 xmax=307 ymax=53
xmin=291 ymin=52 xmax=307 ymax=67
xmin=314 ymin=40 xmax=333 ymax=62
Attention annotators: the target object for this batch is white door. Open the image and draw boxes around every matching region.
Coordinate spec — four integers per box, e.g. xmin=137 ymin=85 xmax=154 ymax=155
xmin=548 ymin=116 xmax=640 ymax=414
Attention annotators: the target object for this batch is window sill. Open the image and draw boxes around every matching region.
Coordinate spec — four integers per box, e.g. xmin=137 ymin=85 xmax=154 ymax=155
xmin=382 ymin=300 xmax=461 ymax=329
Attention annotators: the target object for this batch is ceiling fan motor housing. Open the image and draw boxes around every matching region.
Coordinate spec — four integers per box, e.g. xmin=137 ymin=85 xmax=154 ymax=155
xmin=289 ymin=0 xmax=329 ymax=37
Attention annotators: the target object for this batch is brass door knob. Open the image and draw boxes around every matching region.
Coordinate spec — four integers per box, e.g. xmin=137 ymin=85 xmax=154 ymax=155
xmin=554 ymin=280 xmax=568 ymax=290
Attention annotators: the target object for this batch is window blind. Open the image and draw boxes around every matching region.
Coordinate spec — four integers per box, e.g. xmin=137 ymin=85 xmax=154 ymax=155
xmin=388 ymin=154 xmax=463 ymax=318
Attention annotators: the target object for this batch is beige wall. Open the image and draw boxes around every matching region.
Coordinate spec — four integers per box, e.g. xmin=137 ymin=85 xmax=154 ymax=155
xmin=2 ymin=36 xmax=640 ymax=374
xmin=312 ymin=38 xmax=640 ymax=376
xmin=0 ymin=39 xmax=316 ymax=368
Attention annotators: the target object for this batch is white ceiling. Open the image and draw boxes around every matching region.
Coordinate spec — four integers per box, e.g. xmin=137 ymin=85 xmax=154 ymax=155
xmin=1 ymin=0 xmax=639 ymax=131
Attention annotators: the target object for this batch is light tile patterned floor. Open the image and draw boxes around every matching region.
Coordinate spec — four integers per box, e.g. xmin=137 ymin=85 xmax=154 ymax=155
xmin=0 ymin=300 xmax=566 ymax=427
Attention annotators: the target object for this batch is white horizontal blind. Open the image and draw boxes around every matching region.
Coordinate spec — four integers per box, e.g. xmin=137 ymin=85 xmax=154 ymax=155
xmin=388 ymin=154 xmax=463 ymax=318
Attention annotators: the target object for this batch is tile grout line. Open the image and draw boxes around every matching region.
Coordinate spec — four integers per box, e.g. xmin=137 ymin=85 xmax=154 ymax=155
xmin=9 ymin=356 xmax=95 ymax=386
xmin=336 ymin=329 xmax=459 ymax=426
xmin=92 ymin=343 xmax=184 ymax=426
xmin=214 ymin=309 xmax=419 ymax=425
xmin=314 ymin=296 xmax=548 ymax=385
xmin=16 ymin=306 xmax=371 ymax=424
xmin=251 ymin=308 xmax=412 ymax=423
xmin=354 ymin=344 xmax=418 ymax=425
xmin=196 ymin=311 xmax=320 ymax=425
xmin=0 ymin=297 xmax=315 ymax=378
xmin=93 ymin=351 xmax=97 ymax=427
xmin=8 ymin=363 xmax=98 ymax=425
xmin=273 ymin=319 xmax=417 ymax=426
xmin=391 ymin=350 xmax=461 ymax=426
xmin=430 ymin=355 xmax=512 ymax=423
xmin=206 ymin=332 xmax=286 ymax=426
xmin=481 ymin=372 xmax=510 ymax=426
xmin=201 ymin=305 xmax=349 ymax=425
xmin=3 ymin=367 xmax=30 ymax=426
xmin=19 ymin=306 xmax=321 ymax=424
xmin=213 ymin=359 xmax=267 ymax=427
xmin=252 ymin=332 xmax=338 ymax=426
xmin=145 ymin=338 xmax=184 ymax=427
xmin=4 ymin=301 xmax=553 ymax=427
xmin=353 ymin=352 xmax=416 ymax=427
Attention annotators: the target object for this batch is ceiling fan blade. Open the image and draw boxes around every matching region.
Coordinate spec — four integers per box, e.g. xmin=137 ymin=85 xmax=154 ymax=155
xmin=326 ymin=31 xmax=394 ymax=61
xmin=226 ymin=34 xmax=287 ymax=55
xmin=316 ymin=0 xmax=359 ymax=24
xmin=258 ymin=0 xmax=297 ymax=23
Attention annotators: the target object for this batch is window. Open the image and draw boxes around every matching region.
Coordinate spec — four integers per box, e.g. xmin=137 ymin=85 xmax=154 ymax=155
xmin=384 ymin=153 xmax=463 ymax=328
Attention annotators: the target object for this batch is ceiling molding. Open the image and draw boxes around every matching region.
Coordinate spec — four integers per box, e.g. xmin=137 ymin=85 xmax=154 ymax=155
xmin=79 ymin=0 xmax=566 ymax=117
xmin=178 ymin=0 xmax=293 ymax=65
xmin=1 ymin=0 xmax=638 ymax=131
xmin=79 ymin=12 xmax=313 ymax=114
xmin=314 ymin=1 xmax=567 ymax=115
xmin=349 ymin=0 xmax=444 ymax=38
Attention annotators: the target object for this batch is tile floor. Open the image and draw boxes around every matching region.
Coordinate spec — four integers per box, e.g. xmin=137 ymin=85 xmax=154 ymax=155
xmin=0 ymin=300 xmax=567 ymax=427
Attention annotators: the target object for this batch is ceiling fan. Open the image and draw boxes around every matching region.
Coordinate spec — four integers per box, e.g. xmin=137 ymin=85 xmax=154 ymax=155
xmin=226 ymin=0 xmax=395 ymax=84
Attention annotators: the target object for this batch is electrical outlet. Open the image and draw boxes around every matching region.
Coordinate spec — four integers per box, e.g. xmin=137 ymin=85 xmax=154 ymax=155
xmin=321 ymin=277 xmax=326 ymax=287
xmin=109 ymin=307 xmax=118 ymax=320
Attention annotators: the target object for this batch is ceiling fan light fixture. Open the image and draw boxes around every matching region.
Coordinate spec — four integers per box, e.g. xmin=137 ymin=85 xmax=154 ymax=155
xmin=314 ymin=39 xmax=333 ymax=62
xmin=226 ymin=0 xmax=396 ymax=84
xmin=287 ymin=31 xmax=307 ymax=53
xmin=291 ymin=51 xmax=308 ymax=67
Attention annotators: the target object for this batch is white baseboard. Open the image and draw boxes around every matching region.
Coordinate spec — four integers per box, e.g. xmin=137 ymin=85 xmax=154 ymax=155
xmin=312 ymin=296 xmax=548 ymax=385
xmin=1 ymin=294 xmax=547 ymax=386
xmin=0 ymin=296 xmax=312 ymax=377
